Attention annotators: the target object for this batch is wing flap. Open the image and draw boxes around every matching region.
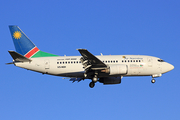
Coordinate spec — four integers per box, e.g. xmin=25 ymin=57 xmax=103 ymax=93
xmin=77 ymin=49 xmax=107 ymax=69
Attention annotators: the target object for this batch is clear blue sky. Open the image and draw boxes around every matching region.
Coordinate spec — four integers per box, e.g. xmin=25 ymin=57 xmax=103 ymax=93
xmin=1 ymin=0 xmax=180 ymax=120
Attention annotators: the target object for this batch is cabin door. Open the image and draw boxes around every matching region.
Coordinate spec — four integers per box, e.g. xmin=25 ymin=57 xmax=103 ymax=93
xmin=44 ymin=60 xmax=50 ymax=73
xmin=147 ymin=58 xmax=153 ymax=67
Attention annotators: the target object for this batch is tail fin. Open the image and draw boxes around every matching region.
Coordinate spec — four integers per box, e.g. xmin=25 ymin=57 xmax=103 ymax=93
xmin=9 ymin=25 xmax=39 ymax=58
xmin=9 ymin=25 xmax=58 ymax=58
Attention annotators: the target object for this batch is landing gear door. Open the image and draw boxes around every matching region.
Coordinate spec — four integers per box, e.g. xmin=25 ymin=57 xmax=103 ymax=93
xmin=44 ymin=60 xmax=50 ymax=73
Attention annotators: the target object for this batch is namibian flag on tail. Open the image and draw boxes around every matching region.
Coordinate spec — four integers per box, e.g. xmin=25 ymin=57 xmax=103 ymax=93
xmin=9 ymin=25 xmax=58 ymax=58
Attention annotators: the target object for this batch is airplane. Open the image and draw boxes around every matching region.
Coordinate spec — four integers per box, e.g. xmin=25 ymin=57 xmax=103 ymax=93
xmin=7 ymin=25 xmax=174 ymax=88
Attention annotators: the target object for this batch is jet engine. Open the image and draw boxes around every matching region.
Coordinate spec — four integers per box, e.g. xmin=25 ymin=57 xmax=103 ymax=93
xmin=101 ymin=64 xmax=128 ymax=75
xmin=99 ymin=77 xmax=121 ymax=84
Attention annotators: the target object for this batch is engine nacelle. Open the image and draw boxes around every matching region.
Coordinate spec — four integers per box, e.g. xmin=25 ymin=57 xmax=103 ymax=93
xmin=99 ymin=77 xmax=121 ymax=84
xmin=109 ymin=64 xmax=127 ymax=75
xmin=102 ymin=64 xmax=128 ymax=75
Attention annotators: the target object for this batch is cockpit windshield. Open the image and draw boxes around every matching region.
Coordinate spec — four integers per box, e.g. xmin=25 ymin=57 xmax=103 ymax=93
xmin=158 ymin=59 xmax=165 ymax=62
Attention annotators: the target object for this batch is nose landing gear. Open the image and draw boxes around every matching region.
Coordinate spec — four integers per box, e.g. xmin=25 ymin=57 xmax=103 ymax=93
xmin=151 ymin=79 xmax=156 ymax=83
xmin=151 ymin=74 xmax=162 ymax=83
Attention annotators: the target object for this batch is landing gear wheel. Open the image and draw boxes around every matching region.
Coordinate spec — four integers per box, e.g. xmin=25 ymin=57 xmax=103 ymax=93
xmin=151 ymin=79 xmax=156 ymax=83
xmin=89 ymin=82 xmax=95 ymax=88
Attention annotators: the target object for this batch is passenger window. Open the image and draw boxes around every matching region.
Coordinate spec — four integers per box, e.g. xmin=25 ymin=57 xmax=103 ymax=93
xmin=57 ymin=62 xmax=59 ymax=64
xmin=122 ymin=60 xmax=124 ymax=62
xmin=136 ymin=60 xmax=138 ymax=62
xmin=139 ymin=60 xmax=141 ymax=62
xmin=116 ymin=60 xmax=118 ymax=63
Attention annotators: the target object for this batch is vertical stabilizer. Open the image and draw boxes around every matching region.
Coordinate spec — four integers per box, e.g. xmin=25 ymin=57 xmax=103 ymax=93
xmin=9 ymin=25 xmax=39 ymax=58
xmin=9 ymin=25 xmax=58 ymax=58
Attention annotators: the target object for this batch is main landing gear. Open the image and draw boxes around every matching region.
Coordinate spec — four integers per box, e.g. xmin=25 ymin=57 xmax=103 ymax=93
xmin=89 ymin=74 xmax=98 ymax=88
xmin=89 ymin=82 xmax=95 ymax=88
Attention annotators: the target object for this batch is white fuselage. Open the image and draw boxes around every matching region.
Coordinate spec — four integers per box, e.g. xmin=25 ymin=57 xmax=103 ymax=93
xmin=14 ymin=55 xmax=174 ymax=78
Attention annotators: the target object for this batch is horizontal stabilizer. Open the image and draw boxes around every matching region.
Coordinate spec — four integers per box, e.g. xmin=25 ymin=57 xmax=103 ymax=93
xmin=6 ymin=62 xmax=15 ymax=65
xmin=8 ymin=51 xmax=31 ymax=62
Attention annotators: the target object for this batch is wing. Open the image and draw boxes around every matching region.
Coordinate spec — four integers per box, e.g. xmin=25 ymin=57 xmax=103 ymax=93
xmin=77 ymin=49 xmax=107 ymax=70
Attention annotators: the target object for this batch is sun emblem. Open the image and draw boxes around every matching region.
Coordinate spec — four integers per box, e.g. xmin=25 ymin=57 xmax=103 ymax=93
xmin=13 ymin=31 xmax=21 ymax=39
xmin=122 ymin=56 xmax=126 ymax=59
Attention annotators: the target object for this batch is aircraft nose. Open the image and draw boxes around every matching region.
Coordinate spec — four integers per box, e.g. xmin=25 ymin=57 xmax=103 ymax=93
xmin=165 ymin=62 xmax=174 ymax=72
xmin=169 ymin=63 xmax=174 ymax=71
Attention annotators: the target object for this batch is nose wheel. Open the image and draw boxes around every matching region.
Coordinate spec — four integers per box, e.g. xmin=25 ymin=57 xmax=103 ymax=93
xmin=151 ymin=79 xmax=156 ymax=83
xmin=89 ymin=82 xmax=95 ymax=88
